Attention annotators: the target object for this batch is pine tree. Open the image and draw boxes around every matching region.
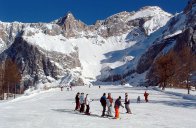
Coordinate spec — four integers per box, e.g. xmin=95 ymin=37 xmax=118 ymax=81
xmin=175 ymin=47 xmax=196 ymax=94
xmin=154 ymin=51 xmax=176 ymax=90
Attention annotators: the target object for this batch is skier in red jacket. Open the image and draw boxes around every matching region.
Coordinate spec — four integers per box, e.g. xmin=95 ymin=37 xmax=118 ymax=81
xmin=144 ymin=91 xmax=149 ymax=102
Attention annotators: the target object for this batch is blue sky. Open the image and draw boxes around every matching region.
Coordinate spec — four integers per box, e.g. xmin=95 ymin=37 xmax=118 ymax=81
xmin=0 ymin=0 xmax=188 ymax=25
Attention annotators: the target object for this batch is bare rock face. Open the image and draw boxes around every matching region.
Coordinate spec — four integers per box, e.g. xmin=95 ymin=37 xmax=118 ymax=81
xmin=184 ymin=0 xmax=196 ymax=14
xmin=146 ymin=27 xmax=196 ymax=86
xmin=136 ymin=42 xmax=170 ymax=74
xmin=0 ymin=37 xmax=81 ymax=88
xmin=90 ymin=7 xmax=171 ymax=37
xmin=56 ymin=12 xmax=87 ymax=37
xmin=174 ymin=27 xmax=196 ymax=53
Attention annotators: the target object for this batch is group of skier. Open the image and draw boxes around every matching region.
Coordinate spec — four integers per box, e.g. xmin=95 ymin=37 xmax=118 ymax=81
xmin=75 ymin=92 xmax=91 ymax=115
xmin=74 ymin=91 xmax=149 ymax=119
xmin=100 ymin=92 xmax=133 ymax=119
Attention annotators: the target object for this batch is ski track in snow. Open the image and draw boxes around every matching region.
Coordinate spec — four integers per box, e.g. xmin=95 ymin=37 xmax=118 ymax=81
xmin=0 ymin=86 xmax=196 ymax=128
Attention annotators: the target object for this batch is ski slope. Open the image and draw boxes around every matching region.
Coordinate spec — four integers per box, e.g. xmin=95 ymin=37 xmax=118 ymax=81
xmin=0 ymin=86 xmax=195 ymax=128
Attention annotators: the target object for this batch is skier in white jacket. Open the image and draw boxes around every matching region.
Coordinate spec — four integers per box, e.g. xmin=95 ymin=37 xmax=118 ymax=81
xmin=85 ymin=94 xmax=90 ymax=115
xmin=79 ymin=93 xmax=85 ymax=113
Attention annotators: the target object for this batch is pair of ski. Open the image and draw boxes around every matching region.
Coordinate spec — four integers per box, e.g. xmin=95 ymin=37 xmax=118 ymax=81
xmin=74 ymin=110 xmax=126 ymax=120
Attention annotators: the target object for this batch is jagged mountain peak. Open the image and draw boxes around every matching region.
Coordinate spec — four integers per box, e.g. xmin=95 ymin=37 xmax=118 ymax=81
xmin=55 ymin=11 xmax=76 ymax=26
xmin=66 ymin=11 xmax=75 ymax=18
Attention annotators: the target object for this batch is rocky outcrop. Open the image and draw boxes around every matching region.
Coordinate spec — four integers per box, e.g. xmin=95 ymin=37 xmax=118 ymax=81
xmin=136 ymin=40 xmax=173 ymax=74
xmin=56 ymin=12 xmax=88 ymax=37
xmin=184 ymin=0 xmax=196 ymax=14
xmin=146 ymin=27 xmax=196 ymax=86
xmin=0 ymin=36 xmax=81 ymax=88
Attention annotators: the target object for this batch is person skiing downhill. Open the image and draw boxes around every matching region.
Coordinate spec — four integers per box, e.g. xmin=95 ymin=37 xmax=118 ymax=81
xmin=79 ymin=93 xmax=85 ymax=112
xmin=106 ymin=93 xmax=113 ymax=117
xmin=75 ymin=92 xmax=80 ymax=111
xmin=144 ymin=91 xmax=149 ymax=102
xmin=85 ymin=94 xmax=90 ymax=115
xmin=100 ymin=93 xmax=107 ymax=117
xmin=114 ymin=96 xmax=124 ymax=119
xmin=124 ymin=93 xmax=132 ymax=114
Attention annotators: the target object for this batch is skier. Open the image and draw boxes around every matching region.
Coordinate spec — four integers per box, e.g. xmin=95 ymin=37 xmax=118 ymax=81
xmin=75 ymin=92 xmax=80 ymax=111
xmin=85 ymin=94 xmax=90 ymax=115
xmin=67 ymin=87 xmax=69 ymax=91
xmin=79 ymin=93 xmax=85 ymax=113
xmin=106 ymin=93 xmax=113 ymax=117
xmin=137 ymin=96 xmax=141 ymax=103
xmin=114 ymin=96 xmax=124 ymax=119
xmin=60 ymin=85 xmax=63 ymax=91
xmin=144 ymin=91 xmax=149 ymax=102
xmin=124 ymin=93 xmax=132 ymax=114
xmin=100 ymin=93 xmax=107 ymax=117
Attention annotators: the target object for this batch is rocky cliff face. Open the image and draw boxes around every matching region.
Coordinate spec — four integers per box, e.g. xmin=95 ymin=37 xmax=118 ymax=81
xmin=0 ymin=37 xmax=81 ymax=88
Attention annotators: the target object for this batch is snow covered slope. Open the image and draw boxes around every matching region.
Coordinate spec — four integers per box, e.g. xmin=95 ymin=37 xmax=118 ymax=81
xmin=0 ymin=86 xmax=195 ymax=128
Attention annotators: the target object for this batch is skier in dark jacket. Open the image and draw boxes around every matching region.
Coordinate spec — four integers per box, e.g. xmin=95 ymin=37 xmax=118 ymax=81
xmin=114 ymin=96 xmax=124 ymax=119
xmin=75 ymin=92 xmax=80 ymax=110
xmin=100 ymin=93 xmax=107 ymax=117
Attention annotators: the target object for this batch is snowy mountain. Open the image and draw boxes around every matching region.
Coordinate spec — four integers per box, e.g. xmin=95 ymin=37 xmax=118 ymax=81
xmin=0 ymin=5 xmax=176 ymax=89
xmin=136 ymin=0 xmax=196 ymax=85
xmin=100 ymin=0 xmax=196 ymax=85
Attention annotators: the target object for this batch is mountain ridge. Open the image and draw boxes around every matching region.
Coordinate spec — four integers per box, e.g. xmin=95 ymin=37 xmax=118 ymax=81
xmin=1 ymin=3 xmax=193 ymax=90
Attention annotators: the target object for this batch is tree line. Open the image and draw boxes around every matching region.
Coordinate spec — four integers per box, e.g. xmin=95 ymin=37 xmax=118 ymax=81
xmin=0 ymin=59 xmax=22 ymax=100
xmin=152 ymin=47 xmax=196 ymax=94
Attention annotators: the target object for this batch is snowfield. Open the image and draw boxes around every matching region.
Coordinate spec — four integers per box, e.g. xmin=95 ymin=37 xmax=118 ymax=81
xmin=0 ymin=86 xmax=195 ymax=128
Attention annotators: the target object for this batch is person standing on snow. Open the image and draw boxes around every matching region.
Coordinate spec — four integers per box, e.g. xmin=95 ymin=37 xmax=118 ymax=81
xmin=75 ymin=92 xmax=80 ymax=111
xmin=100 ymin=93 xmax=107 ymax=117
xmin=144 ymin=91 xmax=149 ymax=102
xmin=137 ymin=96 xmax=141 ymax=103
xmin=106 ymin=93 xmax=113 ymax=117
xmin=79 ymin=93 xmax=85 ymax=113
xmin=124 ymin=93 xmax=132 ymax=114
xmin=85 ymin=94 xmax=90 ymax=115
xmin=114 ymin=96 xmax=124 ymax=119
xmin=60 ymin=84 xmax=64 ymax=91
